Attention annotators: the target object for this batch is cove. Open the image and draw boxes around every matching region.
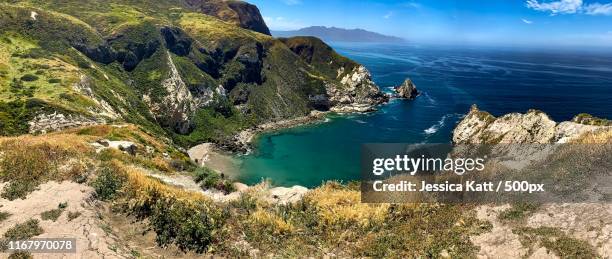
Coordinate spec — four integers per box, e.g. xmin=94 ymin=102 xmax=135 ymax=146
xmin=235 ymin=43 xmax=612 ymax=187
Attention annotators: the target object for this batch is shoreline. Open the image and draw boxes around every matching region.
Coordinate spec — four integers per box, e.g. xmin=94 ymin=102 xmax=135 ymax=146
xmin=187 ymin=110 xmax=331 ymax=181
xmin=187 ymin=104 xmax=385 ymax=185
xmin=232 ymin=110 xmax=330 ymax=153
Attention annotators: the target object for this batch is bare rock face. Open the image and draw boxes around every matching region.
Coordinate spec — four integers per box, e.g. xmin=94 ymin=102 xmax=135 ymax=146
xmin=394 ymin=78 xmax=419 ymax=99
xmin=145 ymin=52 xmax=198 ymax=134
xmin=329 ymin=65 xmax=388 ymax=113
xmin=28 ymin=112 xmax=103 ymax=134
xmin=453 ymin=105 xmax=611 ymax=144
xmin=72 ymin=75 xmax=120 ymax=119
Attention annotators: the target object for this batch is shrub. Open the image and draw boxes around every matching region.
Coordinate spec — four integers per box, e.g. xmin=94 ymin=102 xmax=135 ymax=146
xmin=77 ymin=60 xmax=91 ymax=69
xmin=92 ymin=166 xmax=126 ymax=200
xmin=0 ymin=211 xmax=10 ymax=222
xmin=498 ymin=202 xmax=539 ymax=222
xmin=41 ymin=208 xmax=63 ymax=222
xmin=1 ymin=181 xmax=39 ymax=200
xmin=41 ymin=203 xmax=67 ymax=222
xmin=67 ymin=211 xmax=81 ymax=221
xmin=149 ymin=197 xmax=223 ymax=252
xmin=3 ymin=219 xmax=43 ymax=240
xmin=514 ymin=227 xmax=597 ymax=258
xmin=8 ymin=251 xmax=33 ymax=259
xmin=20 ymin=74 xmax=39 ymax=82
xmin=111 ymin=162 xmax=225 ymax=252
xmin=193 ymin=167 xmax=235 ymax=194
xmin=169 ymin=158 xmax=195 ymax=171
xmin=48 ymin=78 xmax=61 ymax=84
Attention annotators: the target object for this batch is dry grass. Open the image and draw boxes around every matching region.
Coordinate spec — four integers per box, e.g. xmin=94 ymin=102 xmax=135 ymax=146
xmin=249 ymin=209 xmax=295 ymax=235
xmin=0 ymin=133 xmax=94 ymax=199
xmin=304 ymin=182 xmax=389 ymax=228
xmin=572 ymin=128 xmax=612 ymax=144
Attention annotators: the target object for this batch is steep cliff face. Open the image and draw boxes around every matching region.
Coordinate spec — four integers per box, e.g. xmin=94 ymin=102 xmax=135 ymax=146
xmin=453 ymin=105 xmax=611 ymax=144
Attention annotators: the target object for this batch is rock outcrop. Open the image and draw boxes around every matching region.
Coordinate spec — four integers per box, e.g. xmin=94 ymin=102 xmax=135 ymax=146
xmin=279 ymin=36 xmax=387 ymax=113
xmin=28 ymin=112 xmax=103 ymax=134
xmin=91 ymin=139 xmax=138 ymax=155
xmin=329 ymin=65 xmax=388 ymax=113
xmin=394 ymin=78 xmax=419 ymax=99
xmin=453 ymin=105 xmax=611 ymax=144
xmin=154 ymin=51 xmax=198 ymax=134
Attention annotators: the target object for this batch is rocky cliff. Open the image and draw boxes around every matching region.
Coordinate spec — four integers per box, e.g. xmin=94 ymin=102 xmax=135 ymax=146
xmin=279 ymin=36 xmax=388 ymax=113
xmin=453 ymin=105 xmax=611 ymax=144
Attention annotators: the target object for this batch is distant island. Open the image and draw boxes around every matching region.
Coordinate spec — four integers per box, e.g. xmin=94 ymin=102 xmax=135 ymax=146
xmin=272 ymin=26 xmax=405 ymax=43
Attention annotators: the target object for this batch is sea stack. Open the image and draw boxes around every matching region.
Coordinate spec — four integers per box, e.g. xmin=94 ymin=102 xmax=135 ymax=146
xmin=395 ymin=78 xmax=419 ymax=99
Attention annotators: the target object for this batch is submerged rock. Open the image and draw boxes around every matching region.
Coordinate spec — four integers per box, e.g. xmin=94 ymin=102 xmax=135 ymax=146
xmin=395 ymin=78 xmax=419 ymax=99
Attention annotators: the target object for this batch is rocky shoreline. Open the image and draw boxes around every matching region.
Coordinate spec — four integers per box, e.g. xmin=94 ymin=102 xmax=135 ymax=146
xmin=226 ymin=110 xmax=329 ymax=153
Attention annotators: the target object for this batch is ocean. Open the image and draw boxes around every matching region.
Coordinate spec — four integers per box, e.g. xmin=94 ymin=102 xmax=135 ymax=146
xmin=235 ymin=43 xmax=612 ymax=187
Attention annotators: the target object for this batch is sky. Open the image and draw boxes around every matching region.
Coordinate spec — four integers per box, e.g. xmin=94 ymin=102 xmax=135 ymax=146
xmin=248 ymin=0 xmax=612 ymax=48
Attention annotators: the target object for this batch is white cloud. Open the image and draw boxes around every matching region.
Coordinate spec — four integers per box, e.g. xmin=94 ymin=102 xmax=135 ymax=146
xmin=263 ymin=16 xmax=305 ymax=30
xmin=281 ymin=0 xmax=301 ymax=5
xmin=526 ymin=0 xmax=583 ymax=14
xmin=383 ymin=11 xmax=393 ymax=19
xmin=526 ymin=0 xmax=612 ymax=15
xmin=584 ymin=3 xmax=612 ymax=15
xmin=522 ymin=18 xmax=534 ymax=24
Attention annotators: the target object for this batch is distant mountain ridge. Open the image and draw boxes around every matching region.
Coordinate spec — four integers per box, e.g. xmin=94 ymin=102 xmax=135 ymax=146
xmin=272 ymin=26 xmax=405 ymax=43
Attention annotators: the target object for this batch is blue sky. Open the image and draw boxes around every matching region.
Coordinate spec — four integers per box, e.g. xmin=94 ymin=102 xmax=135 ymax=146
xmin=248 ymin=0 xmax=612 ymax=47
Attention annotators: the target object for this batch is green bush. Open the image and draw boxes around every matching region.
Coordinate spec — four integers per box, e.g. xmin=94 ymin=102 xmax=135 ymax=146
xmin=148 ymin=198 xmax=224 ymax=253
xmin=514 ymin=227 xmax=597 ymax=258
xmin=92 ymin=166 xmax=126 ymax=200
xmin=48 ymin=78 xmax=61 ymax=84
xmin=3 ymin=219 xmax=43 ymax=240
xmin=193 ymin=167 xmax=235 ymax=194
xmin=20 ymin=74 xmax=39 ymax=82
xmin=1 ymin=181 xmax=39 ymax=200
xmin=40 ymin=203 xmax=67 ymax=222
xmin=498 ymin=202 xmax=539 ymax=222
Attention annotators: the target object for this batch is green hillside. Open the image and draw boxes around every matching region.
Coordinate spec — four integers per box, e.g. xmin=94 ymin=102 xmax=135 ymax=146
xmin=0 ymin=0 xmax=382 ymax=147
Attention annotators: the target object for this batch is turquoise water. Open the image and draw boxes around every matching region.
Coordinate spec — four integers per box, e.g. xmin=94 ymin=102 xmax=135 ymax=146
xmin=236 ymin=44 xmax=612 ymax=187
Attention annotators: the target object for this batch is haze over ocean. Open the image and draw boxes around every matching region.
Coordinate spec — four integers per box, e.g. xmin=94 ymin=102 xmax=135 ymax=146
xmin=237 ymin=43 xmax=612 ymax=187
